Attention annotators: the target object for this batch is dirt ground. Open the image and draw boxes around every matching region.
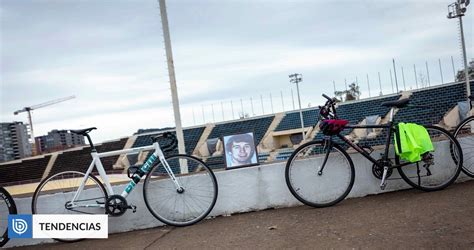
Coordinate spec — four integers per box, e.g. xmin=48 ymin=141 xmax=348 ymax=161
xmin=14 ymin=180 xmax=474 ymax=249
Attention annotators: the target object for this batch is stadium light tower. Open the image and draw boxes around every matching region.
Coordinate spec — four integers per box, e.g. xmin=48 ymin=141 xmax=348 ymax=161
xmin=448 ymin=0 xmax=470 ymax=98
xmin=159 ymin=0 xmax=186 ymax=173
xmin=289 ymin=73 xmax=305 ymax=139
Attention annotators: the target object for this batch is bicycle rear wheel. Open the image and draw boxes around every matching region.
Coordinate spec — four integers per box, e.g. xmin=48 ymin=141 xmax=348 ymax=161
xmin=454 ymin=116 xmax=474 ymax=177
xmin=0 ymin=187 xmax=17 ymax=247
xmin=31 ymin=171 xmax=107 ymax=243
xmin=285 ymin=141 xmax=355 ymax=208
xmin=143 ymin=155 xmax=218 ymax=226
xmin=397 ymin=125 xmax=462 ymax=191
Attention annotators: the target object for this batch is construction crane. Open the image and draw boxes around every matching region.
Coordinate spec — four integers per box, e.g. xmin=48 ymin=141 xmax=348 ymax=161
xmin=13 ymin=95 xmax=76 ymax=144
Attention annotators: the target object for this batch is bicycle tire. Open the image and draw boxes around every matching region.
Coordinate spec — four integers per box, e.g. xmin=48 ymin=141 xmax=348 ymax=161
xmin=31 ymin=171 xmax=108 ymax=243
xmin=285 ymin=140 xmax=355 ymax=208
xmin=0 ymin=186 xmax=17 ymax=247
xmin=397 ymin=125 xmax=462 ymax=191
xmin=143 ymin=154 xmax=218 ymax=227
xmin=453 ymin=115 xmax=474 ymax=177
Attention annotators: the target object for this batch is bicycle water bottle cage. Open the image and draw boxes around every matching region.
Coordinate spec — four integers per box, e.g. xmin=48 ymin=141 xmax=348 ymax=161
xmin=127 ymin=166 xmax=140 ymax=179
xmin=319 ymin=119 xmax=349 ymax=136
xmin=357 ymin=143 xmax=374 ymax=154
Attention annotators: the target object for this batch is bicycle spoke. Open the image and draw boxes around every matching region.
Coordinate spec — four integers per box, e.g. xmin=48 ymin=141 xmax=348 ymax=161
xmin=143 ymin=155 xmax=217 ymax=226
xmin=32 ymin=171 xmax=107 ymax=242
xmin=285 ymin=141 xmax=355 ymax=208
xmin=398 ymin=125 xmax=462 ymax=190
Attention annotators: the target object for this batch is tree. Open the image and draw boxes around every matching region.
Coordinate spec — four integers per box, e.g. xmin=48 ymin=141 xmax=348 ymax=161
xmin=334 ymin=82 xmax=360 ymax=101
xmin=455 ymin=59 xmax=474 ymax=82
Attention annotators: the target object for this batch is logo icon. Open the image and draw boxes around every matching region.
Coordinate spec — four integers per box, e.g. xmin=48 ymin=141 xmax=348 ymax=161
xmin=8 ymin=215 xmax=32 ymax=238
xmin=12 ymin=219 xmax=28 ymax=235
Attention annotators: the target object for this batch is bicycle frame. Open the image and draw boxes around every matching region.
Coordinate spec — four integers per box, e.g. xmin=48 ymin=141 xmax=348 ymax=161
xmin=325 ymin=107 xmax=414 ymax=170
xmin=320 ymin=107 xmax=417 ymax=189
xmin=68 ymin=141 xmax=182 ymax=209
xmin=336 ymin=123 xmax=412 ymax=170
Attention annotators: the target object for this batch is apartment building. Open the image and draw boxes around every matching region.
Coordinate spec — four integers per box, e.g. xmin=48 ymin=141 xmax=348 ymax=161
xmin=36 ymin=129 xmax=85 ymax=153
xmin=0 ymin=122 xmax=32 ymax=162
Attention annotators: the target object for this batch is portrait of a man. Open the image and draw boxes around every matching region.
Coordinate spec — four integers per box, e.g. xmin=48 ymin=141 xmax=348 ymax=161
xmin=223 ymin=132 xmax=258 ymax=169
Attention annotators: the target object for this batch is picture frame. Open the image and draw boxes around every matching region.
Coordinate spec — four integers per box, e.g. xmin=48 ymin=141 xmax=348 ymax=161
xmin=222 ymin=132 xmax=259 ymax=169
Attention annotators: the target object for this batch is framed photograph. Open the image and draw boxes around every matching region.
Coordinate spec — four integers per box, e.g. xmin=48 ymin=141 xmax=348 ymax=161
xmin=222 ymin=132 xmax=259 ymax=169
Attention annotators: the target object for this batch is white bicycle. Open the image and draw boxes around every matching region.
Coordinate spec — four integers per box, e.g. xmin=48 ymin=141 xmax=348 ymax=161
xmin=31 ymin=127 xmax=218 ymax=242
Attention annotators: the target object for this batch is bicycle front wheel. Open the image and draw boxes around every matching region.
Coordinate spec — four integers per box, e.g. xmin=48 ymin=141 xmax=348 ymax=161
xmin=143 ymin=155 xmax=218 ymax=227
xmin=0 ymin=187 xmax=17 ymax=248
xmin=397 ymin=125 xmax=462 ymax=191
xmin=454 ymin=116 xmax=474 ymax=177
xmin=31 ymin=171 xmax=107 ymax=243
xmin=285 ymin=141 xmax=355 ymax=208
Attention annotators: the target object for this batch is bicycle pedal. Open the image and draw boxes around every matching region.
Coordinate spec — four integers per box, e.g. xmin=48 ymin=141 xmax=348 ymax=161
xmin=128 ymin=205 xmax=137 ymax=213
xmin=380 ymin=183 xmax=387 ymax=190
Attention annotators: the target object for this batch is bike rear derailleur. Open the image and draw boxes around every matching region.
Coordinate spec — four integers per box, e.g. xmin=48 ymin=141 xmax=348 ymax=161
xmin=105 ymin=195 xmax=136 ymax=217
xmin=421 ymin=152 xmax=434 ymax=176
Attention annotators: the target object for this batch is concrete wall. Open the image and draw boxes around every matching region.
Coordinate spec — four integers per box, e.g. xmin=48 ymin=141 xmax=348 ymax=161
xmin=6 ymin=139 xmax=471 ymax=248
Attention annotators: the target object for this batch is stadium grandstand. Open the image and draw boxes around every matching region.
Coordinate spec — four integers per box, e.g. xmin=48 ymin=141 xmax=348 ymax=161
xmin=1 ymin=81 xmax=473 ymax=193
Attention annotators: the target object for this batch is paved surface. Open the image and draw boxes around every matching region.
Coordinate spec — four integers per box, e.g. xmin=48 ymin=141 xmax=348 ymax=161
xmin=14 ymin=180 xmax=474 ymax=249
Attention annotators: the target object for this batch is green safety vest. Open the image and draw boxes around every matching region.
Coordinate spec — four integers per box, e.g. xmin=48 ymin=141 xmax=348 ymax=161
xmin=394 ymin=123 xmax=434 ymax=163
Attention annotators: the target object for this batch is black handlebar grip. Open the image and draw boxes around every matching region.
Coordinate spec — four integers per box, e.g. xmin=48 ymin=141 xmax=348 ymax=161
xmin=322 ymin=94 xmax=332 ymax=101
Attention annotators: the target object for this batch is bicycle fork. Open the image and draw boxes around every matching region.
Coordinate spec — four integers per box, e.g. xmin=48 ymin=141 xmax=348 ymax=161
xmin=159 ymin=156 xmax=185 ymax=193
xmin=318 ymin=138 xmax=332 ymax=175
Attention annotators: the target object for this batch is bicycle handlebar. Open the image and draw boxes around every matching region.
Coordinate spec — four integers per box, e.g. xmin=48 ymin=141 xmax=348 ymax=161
xmin=322 ymin=94 xmax=332 ymax=102
xmin=319 ymin=94 xmax=338 ymax=119
xmin=158 ymin=132 xmax=178 ymax=153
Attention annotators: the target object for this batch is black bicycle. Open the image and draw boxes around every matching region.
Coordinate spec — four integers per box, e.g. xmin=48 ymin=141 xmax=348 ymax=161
xmin=453 ymin=96 xmax=474 ymax=177
xmin=285 ymin=94 xmax=463 ymax=208
xmin=0 ymin=186 xmax=17 ymax=247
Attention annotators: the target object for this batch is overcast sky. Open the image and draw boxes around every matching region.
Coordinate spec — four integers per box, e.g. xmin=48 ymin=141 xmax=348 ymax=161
xmin=1 ymin=0 xmax=473 ymax=143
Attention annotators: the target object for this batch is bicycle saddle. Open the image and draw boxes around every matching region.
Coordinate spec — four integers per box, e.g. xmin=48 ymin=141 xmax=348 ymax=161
xmin=381 ymin=98 xmax=410 ymax=109
xmin=70 ymin=127 xmax=97 ymax=135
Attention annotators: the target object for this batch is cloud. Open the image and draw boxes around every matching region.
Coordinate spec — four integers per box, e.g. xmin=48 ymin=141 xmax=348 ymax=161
xmin=34 ymin=105 xmax=178 ymax=143
xmin=1 ymin=0 xmax=472 ymax=143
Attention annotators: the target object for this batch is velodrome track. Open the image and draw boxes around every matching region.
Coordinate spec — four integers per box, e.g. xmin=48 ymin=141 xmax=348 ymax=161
xmin=14 ymin=180 xmax=474 ymax=249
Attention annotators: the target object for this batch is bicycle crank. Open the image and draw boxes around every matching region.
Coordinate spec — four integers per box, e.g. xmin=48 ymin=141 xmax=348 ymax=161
xmin=374 ymin=160 xmax=393 ymax=190
xmin=105 ymin=195 xmax=136 ymax=216
xmin=372 ymin=159 xmax=393 ymax=180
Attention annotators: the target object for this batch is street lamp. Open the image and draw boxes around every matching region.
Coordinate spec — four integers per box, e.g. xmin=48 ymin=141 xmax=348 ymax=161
xmin=289 ymin=73 xmax=305 ymax=140
xmin=448 ymin=0 xmax=470 ymax=99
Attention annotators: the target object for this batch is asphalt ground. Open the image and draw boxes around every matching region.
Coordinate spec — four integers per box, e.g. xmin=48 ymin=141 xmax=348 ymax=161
xmin=13 ymin=180 xmax=474 ymax=249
